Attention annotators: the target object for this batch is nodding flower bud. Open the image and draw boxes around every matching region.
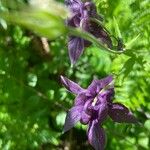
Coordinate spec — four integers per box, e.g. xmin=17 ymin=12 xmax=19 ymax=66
xmin=65 ymin=0 xmax=112 ymax=64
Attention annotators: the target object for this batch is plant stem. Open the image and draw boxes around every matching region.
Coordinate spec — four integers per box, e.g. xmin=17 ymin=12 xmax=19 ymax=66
xmin=68 ymin=27 xmax=124 ymax=54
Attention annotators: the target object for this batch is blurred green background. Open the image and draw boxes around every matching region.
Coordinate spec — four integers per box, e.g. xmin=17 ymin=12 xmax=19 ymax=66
xmin=0 ymin=0 xmax=150 ymax=149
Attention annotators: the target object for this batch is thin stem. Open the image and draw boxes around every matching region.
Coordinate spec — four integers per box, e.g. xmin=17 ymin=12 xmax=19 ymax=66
xmin=68 ymin=27 xmax=124 ymax=54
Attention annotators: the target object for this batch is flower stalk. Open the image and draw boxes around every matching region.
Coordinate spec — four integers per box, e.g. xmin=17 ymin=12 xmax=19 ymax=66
xmin=68 ymin=27 xmax=124 ymax=54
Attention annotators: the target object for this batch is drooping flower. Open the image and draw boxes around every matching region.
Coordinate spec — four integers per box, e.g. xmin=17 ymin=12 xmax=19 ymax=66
xmin=65 ymin=0 xmax=113 ymax=64
xmin=61 ymin=75 xmax=137 ymax=150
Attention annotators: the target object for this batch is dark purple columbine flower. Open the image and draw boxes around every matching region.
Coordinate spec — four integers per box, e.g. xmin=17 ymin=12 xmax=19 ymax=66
xmin=65 ymin=0 xmax=113 ymax=64
xmin=61 ymin=75 xmax=137 ymax=150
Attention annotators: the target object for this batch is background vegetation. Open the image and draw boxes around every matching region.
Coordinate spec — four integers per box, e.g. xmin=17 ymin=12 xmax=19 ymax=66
xmin=0 ymin=0 xmax=150 ymax=149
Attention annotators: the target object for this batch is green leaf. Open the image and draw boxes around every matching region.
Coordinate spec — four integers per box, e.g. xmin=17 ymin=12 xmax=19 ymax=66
xmin=126 ymin=34 xmax=140 ymax=49
xmin=121 ymin=57 xmax=135 ymax=79
xmin=113 ymin=16 xmax=122 ymax=38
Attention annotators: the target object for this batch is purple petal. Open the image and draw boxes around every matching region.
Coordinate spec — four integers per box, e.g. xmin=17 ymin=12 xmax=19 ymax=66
xmin=67 ymin=13 xmax=81 ymax=27
xmin=65 ymin=0 xmax=82 ymax=13
xmin=60 ymin=76 xmax=84 ymax=95
xmin=108 ymin=103 xmax=138 ymax=123
xmin=98 ymin=88 xmax=114 ymax=103
xmin=68 ymin=37 xmax=84 ymax=64
xmin=98 ymin=103 xmax=108 ymax=123
xmin=80 ymin=111 xmax=91 ymax=125
xmin=88 ymin=76 xmax=113 ymax=96
xmin=87 ymin=102 xmax=108 ymax=123
xmin=84 ymin=2 xmax=97 ymax=18
xmin=85 ymin=20 xmax=112 ymax=49
xmin=79 ymin=100 xmax=92 ymax=124
xmin=63 ymin=106 xmax=83 ymax=132
xmin=74 ymin=92 xmax=87 ymax=106
xmin=88 ymin=121 xmax=106 ymax=150
xmin=80 ymin=17 xmax=89 ymax=31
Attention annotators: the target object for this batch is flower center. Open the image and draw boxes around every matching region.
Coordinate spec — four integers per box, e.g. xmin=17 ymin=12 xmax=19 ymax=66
xmin=92 ymin=97 xmax=97 ymax=106
xmin=91 ymin=80 xmax=114 ymax=106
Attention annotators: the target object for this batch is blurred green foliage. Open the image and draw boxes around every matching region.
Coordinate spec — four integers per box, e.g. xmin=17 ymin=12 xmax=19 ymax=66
xmin=0 ymin=0 xmax=69 ymax=39
xmin=0 ymin=0 xmax=150 ymax=149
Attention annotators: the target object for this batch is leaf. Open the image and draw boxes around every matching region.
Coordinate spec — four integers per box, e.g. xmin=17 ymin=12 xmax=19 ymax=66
xmin=120 ymin=57 xmax=135 ymax=79
xmin=126 ymin=34 xmax=140 ymax=49
xmin=113 ymin=16 xmax=122 ymax=38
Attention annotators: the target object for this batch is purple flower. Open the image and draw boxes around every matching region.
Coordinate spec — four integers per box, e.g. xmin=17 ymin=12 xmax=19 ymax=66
xmin=65 ymin=0 xmax=113 ymax=64
xmin=61 ymin=75 xmax=137 ymax=150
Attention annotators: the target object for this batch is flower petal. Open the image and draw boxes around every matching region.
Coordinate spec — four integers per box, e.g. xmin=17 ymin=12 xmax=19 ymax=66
xmin=98 ymin=103 xmax=108 ymax=123
xmin=98 ymin=88 xmax=114 ymax=103
xmin=65 ymin=0 xmax=82 ymax=13
xmin=84 ymin=19 xmax=112 ymax=49
xmin=80 ymin=111 xmax=91 ymax=125
xmin=79 ymin=99 xmax=93 ymax=124
xmin=67 ymin=13 xmax=81 ymax=27
xmin=84 ymin=2 xmax=97 ymax=18
xmin=108 ymin=103 xmax=138 ymax=123
xmin=63 ymin=106 xmax=83 ymax=132
xmin=88 ymin=76 xmax=113 ymax=95
xmin=74 ymin=92 xmax=87 ymax=106
xmin=88 ymin=121 xmax=106 ymax=150
xmin=68 ymin=37 xmax=84 ymax=64
xmin=60 ymin=76 xmax=84 ymax=95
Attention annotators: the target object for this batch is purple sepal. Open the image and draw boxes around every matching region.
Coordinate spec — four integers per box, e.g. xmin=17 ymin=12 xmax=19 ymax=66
xmin=68 ymin=37 xmax=84 ymax=64
xmin=87 ymin=75 xmax=113 ymax=95
xmin=108 ymin=103 xmax=138 ymax=123
xmin=98 ymin=103 xmax=108 ymax=123
xmin=63 ymin=105 xmax=83 ymax=132
xmin=60 ymin=76 xmax=84 ymax=95
xmin=74 ymin=92 xmax=87 ymax=106
xmin=88 ymin=121 xmax=106 ymax=150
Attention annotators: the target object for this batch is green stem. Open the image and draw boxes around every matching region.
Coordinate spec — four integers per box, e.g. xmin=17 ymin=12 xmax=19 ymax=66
xmin=68 ymin=27 xmax=124 ymax=54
